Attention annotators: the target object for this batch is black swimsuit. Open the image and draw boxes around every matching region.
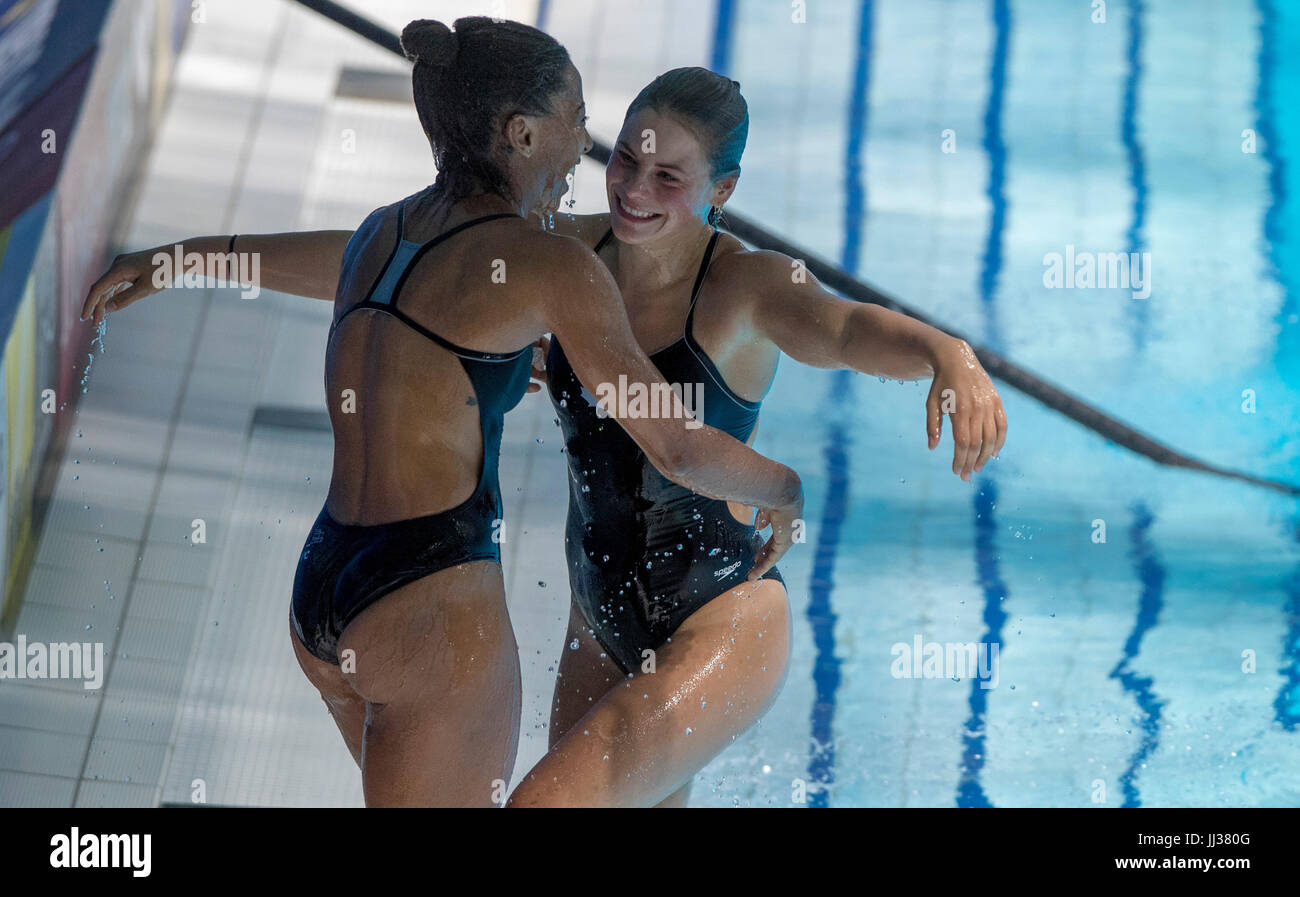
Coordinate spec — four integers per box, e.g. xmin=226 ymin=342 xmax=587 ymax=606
xmin=547 ymin=227 xmax=784 ymax=674
xmin=291 ymin=203 xmax=532 ymax=665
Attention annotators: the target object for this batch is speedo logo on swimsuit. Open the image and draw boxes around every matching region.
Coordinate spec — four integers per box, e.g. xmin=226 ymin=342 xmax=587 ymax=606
xmin=151 ymin=242 xmax=261 ymax=299
xmin=0 ymin=635 xmax=104 ymax=689
xmin=713 ymin=559 xmax=743 ymax=579
xmin=590 ymin=375 xmax=705 ymax=429
xmin=1042 ymin=244 xmax=1151 ymax=299
xmin=49 ymin=828 xmax=151 ymax=877
xmin=890 ymin=635 xmax=1000 ymax=689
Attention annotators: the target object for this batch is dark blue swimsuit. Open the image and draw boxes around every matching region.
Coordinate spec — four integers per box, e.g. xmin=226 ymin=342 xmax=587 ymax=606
xmin=547 ymin=227 xmax=784 ymax=674
xmin=292 ymin=203 xmax=532 ymax=665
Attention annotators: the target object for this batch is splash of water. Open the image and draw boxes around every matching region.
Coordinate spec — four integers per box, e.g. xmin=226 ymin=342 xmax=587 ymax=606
xmin=79 ymin=316 xmax=108 ymax=394
xmin=564 ymin=165 xmax=577 ymax=211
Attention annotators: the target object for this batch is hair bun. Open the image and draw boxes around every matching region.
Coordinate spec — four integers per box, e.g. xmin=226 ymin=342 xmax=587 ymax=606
xmin=401 ymin=19 xmax=457 ymax=68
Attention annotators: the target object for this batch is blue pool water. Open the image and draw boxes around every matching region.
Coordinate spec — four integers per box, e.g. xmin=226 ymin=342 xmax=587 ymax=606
xmin=556 ymin=0 xmax=1300 ymax=806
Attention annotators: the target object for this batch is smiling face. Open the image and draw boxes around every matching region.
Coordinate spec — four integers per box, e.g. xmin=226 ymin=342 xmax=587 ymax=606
xmin=507 ymin=65 xmax=592 ymax=216
xmin=606 ymin=107 xmax=737 ymax=244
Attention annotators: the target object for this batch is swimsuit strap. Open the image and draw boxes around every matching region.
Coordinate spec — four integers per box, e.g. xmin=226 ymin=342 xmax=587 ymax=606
xmin=593 ymin=224 xmax=720 ymax=345
xmin=683 ymin=228 xmax=721 ymax=334
xmin=332 ymin=206 xmax=523 ymax=357
xmin=387 ymin=212 xmax=520 ymax=313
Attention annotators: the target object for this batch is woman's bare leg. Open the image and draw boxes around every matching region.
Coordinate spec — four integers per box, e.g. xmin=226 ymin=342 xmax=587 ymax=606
xmin=342 ymin=561 xmax=520 ymax=807
xmin=655 ymin=783 xmax=692 ymax=807
xmin=510 ymin=578 xmax=790 ymax=807
xmin=293 ymin=560 xmax=520 ymax=806
xmin=290 ymin=610 xmax=366 ymax=767
xmin=548 ymin=602 xmax=695 ymax=807
xmin=548 ymin=600 xmax=625 ymax=748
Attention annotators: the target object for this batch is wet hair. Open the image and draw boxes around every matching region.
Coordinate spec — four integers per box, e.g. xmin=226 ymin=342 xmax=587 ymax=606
xmin=625 ymin=67 xmax=748 ymax=225
xmin=401 ymin=17 xmax=573 ymax=204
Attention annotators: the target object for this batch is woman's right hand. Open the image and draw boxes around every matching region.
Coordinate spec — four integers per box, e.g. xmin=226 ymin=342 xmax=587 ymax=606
xmin=525 ymin=334 xmax=551 ymax=394
xmin=81 ymin=248 xmax=166 ymax=325
xmin=750 ymin=488 xmax=804 ymax=580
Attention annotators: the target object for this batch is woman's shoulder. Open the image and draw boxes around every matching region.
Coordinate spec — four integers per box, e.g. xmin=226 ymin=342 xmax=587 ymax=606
xmin=710 ymin=236 xmax=790 ymax=286
xmin=550 ymin=212 xmax=611 ymax=247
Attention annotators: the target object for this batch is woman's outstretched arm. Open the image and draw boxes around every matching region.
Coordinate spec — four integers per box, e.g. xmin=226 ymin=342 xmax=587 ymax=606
xmin=740 ymin=249 xmax=1008 ymax=482
xmin=81 ymin=230 xmax=353 ymax=323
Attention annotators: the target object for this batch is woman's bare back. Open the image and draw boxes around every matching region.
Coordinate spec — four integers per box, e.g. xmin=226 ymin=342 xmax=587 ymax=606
xmin=324 ymin=193 xmax=544 ymax=525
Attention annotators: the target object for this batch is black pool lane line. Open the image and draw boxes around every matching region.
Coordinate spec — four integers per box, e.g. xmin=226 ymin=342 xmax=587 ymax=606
xmin=804 ymin=0 xmax=873 ymax=807
xmin=977 ymin=0 xmax=1011 ymax=353
xmin=957 ymin=480 xmax=1009 ymax=807
xmin=710 ymin=0 xmax=737 ymax=77
xmin=1122 ymin=0 xmax=1150 ymax=352
xmin=806 ymin=372 xmax=852 ymax=807
xmin=954 ymin=0 xmax=1013 ymax=809
xmin=1109 ymin=502 xmax=1167 ymax=808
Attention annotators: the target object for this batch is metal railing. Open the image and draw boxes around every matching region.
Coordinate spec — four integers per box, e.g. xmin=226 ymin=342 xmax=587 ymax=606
xmin=292 ymin=0 xmax=1299 ymax=497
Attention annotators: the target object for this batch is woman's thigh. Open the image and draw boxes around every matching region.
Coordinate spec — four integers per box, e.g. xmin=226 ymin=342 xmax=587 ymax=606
xmin=510 ymin=577 xmax=791 ymax=807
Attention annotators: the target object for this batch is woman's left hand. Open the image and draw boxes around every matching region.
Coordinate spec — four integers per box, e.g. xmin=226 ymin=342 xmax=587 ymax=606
xmin=925 ymin=339 xmax=1008 ymax=481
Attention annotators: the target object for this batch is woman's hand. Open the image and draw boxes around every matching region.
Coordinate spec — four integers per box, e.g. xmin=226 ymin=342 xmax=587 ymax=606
xmin=926 ymin=339 xmax=1008 ymax=481
xmin=525 ymin=335 xmax=550 ymax=394
xmin=749 ymin=485 xmax=804 ymax=580
xmin=80 ymin=248 xmax=167 ymax=325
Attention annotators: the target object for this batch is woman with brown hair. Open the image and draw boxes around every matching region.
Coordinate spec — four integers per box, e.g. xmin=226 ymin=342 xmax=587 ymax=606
xmin=507 ymin=68 xmax=1007 ymax=807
